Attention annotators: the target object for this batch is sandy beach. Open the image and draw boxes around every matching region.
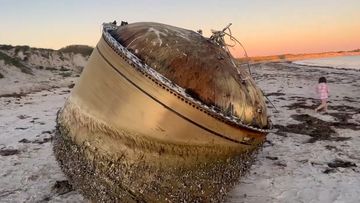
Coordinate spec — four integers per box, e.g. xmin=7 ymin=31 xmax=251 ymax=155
xmin=227 ymin=62 xmax=360 ymax=202
xmin=1 ymin=60 xmax=359 ymax=202
xmin=1 ymin=0 xmax=359 ymax=201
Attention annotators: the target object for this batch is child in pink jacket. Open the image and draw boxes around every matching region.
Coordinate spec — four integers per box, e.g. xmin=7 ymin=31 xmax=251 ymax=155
xmin=315 ymin=77 xmax=329 ymax=112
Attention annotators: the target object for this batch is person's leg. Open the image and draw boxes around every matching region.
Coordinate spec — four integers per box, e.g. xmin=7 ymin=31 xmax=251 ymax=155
xmin=323 ymin=99 xmax=328 ymax=112
xmin=315 ymin=102 xmax=324 ymax=112
xmin=315 ymin=99 xmax=327 ymax=112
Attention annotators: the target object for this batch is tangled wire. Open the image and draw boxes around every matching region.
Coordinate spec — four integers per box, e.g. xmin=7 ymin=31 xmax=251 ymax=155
xmin=210 ymin=24 xmax=278 ymax=113
xmin=209 ymin=23 xmax=252 ymax=75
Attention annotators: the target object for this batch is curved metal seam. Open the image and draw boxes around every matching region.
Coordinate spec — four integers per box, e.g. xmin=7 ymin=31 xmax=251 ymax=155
xmin=96 ymin=46 xmax=253 ymax=145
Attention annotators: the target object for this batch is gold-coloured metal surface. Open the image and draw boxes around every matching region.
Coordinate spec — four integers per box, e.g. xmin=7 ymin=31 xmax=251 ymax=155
xmin=68 ymin=37 xmax=265 ymax=149
xmin=54 ymin=22 xmax=269 ymax=202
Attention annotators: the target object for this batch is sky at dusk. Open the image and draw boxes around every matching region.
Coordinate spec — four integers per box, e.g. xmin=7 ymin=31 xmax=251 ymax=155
xmin=0 ymin=0 xmax=359 ymax=57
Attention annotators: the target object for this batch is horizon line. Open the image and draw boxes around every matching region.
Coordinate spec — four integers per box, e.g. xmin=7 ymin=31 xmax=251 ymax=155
xmin=1 ymin=43 xmax=359 ymax=59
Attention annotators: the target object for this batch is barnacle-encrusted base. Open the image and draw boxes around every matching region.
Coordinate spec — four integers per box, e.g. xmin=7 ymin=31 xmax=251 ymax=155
xmin=53 ymin=116 xmax=261 ymax=202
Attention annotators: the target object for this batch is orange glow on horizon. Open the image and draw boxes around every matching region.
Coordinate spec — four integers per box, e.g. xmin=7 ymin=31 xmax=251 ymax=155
xmin=228 ymin=18 xmax=360 ymax=57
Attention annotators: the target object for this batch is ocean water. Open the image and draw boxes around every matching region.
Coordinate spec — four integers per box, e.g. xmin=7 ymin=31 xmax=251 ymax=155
xmin=294 ymin=55 xmax=360 ymax=70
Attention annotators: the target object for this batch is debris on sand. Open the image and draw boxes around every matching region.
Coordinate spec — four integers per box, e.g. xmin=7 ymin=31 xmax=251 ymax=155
xmin=32 ymin=137 xmax=52 ymax=144
xmin=18 ymin=137 xmax=52 ymax=145
xmin=18 ymin=138 xmax=31 ymax=143
xmin=327 ymin=159 xmax=357 ymax=168
xmin=52 ymin=180 xmax=74 ymax=195
xmin=17 ymin=115 xmax=30 ymax=119
xmin=0 ymin=148 xmax=20 ymax=156
xmin=323 ymin=168 xmax=336 ymax=174
xmin=0 ymin=92 xmax=27 ymax=98
xmin=265 ymin=156 xmax=279 ymax=160
xmin=274 ymin=114 xmax=353 ymax=143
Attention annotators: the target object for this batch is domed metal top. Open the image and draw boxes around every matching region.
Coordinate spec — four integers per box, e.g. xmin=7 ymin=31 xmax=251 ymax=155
xmin=110 ymin=22 xmax=268 ymax=128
